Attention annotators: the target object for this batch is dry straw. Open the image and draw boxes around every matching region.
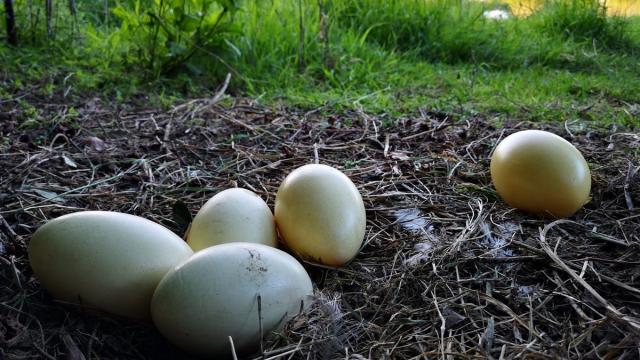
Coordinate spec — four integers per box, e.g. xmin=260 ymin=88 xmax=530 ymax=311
xmin=0 ymin=97 xmax=639 ymax=359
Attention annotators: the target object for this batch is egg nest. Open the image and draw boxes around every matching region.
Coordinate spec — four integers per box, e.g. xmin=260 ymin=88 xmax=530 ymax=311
xmin=1 ymin=96 xmax=639 ymax=359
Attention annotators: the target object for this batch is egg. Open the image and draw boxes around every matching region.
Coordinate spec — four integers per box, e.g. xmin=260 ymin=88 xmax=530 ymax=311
xmin=28 ymin=211 xmax=193 ymax=320
xmin=490 ymin=130 xmax=591 ymax=218
xmin=150 ymin=243 xmax=313 ymax=357
xmin=275 ymin=164 xmax=366 ymax=267
xmin=187 ymin=188 xmax=277 ymax=251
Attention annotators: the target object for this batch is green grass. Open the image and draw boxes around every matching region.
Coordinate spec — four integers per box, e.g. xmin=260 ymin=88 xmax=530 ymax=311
xmin=1 ymin=0 xmax=639 ymax=126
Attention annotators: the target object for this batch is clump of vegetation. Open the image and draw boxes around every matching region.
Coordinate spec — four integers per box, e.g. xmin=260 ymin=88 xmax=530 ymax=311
xmin=331 ymin=0 xmax=637 ymax=68
xmin=106 ymin=0 xmax=239 ymax=77
xmin=1 ymin=0 xmax=639 ymax=125
xmin=536 ymin=0 xmax=635 ymax=50
xmin=332 ymin=0 xmax=518 ymax=65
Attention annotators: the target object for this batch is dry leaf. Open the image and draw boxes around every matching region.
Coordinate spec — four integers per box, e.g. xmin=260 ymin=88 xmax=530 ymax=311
xmin=62 ymin=154 xmax=78 ymax=168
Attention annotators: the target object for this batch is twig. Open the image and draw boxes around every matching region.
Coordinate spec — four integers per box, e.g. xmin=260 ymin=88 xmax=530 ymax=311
xmin=432 ymin=291 xmax=446 ymax=360
xmin=0 ymin=214 xmax=17 ymax=238
xmin=538 ymin=220 xmax=640 ymax=334
xmin=229 ymin=336 xmax=239 ymax=360
xmin=623 ymin=163 xmax=638 ymax=210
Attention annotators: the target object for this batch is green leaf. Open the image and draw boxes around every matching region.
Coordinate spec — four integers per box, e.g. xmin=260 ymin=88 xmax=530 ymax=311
xmin=185 ymin=62 xmax=203 ymax=75
xmin=214 ymin=0 xmax=239 ymax=11
xmin=168 ymin=41 xmax=189 ymax=57
xmin=178 ymin=14 xmax=202 ymax=32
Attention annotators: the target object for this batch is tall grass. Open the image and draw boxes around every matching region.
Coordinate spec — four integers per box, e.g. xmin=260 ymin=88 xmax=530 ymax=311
xmin=332 ymin=0 xmax=519 ymax=65
xmin=3 ymin=0 xmax=637 ymax=72
xmin=210 ymin=0 xmax=639 ymax=121
xmin=535 ymin=0 xmax=635 ymax=50
xmin=328 ymin=0 xmax=637 ymax=68
xmin=1 ymin=0 xmax=639 ymax=123
xmin=226 ymin=0 xmax=638 ymax=89
xmin=226 ymin=0 xmax=440 ymax=108
xmin=229 ymin=0 xmax=322 ymax=92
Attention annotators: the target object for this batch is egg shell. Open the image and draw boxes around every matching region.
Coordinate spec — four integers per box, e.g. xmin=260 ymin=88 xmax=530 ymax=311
xmin=274 ymin=164 xmax=366 ymax=267
xmin=150 ymin=242 xmax=313 ymax=357
xmin=490 ymin=130 xmax=591 ymax=218
xmin=187 ymin=188 xmax=277 ymax=251
xmin=28 ymin=211 xmax=193 ymax=320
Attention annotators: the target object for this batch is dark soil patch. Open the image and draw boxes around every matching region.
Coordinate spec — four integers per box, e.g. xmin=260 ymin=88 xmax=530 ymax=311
xmin=1 ymin=96 xmax=639 ymax=359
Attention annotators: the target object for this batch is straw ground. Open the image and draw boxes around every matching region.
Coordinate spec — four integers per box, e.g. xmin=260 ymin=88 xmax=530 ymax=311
xmin=1 ymin=94 xmax=639 ymax=359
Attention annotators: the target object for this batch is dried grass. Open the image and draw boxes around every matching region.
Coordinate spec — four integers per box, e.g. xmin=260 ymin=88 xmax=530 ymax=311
xmin=1 ymin=96 xmax=639 ymax=359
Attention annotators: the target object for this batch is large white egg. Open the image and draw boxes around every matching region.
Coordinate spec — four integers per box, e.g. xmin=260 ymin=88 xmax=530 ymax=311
xmin=275 ymin=164 xmax=366 ymax=267
xmin=491 ymin=130 xmax=591 ymax=218
xmin=28 ymin=211 xmax=193 ymax=320
xmin=151 ymin=243 xmax=313 ymax=357
xmin=187 ymin=188 xmax=277 ymax=251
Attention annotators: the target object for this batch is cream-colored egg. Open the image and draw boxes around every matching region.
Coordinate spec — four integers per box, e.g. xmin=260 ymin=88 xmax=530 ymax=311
xmin=491 ymin=130 xmax=591 ymax=218
xmin=275 ymin=164 xmax=366 ymax=267
xmin=151 ymin=243 xmax=313 ymax=357
xmin=187 ymin=188 xmax=277 ymax=251
xmin=28 ymin=211 xmax=193 ymax=320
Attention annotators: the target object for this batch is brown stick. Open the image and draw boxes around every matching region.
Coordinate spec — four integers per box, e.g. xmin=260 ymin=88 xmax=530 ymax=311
xmin=538 ymin=220 xmax=640 ymax=334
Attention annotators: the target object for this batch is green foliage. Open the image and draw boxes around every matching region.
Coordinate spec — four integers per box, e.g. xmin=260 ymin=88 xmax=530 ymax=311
xmin=0 ymin=0 xmax=78 ymax=45
xmin=0 ymin=0 xmax=238 ymax=77
xmin=1 ymin=0 xmax=639 ymax=127
xmin=109 ymin=0 xmax=239 ymax=77
xmin=329 ymin=0 xmax=637 ymax=69
xmin=333 ymin=0 xmax=510 ymax=64
xmin=535 ymin=0 xmax=634 ymax=50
